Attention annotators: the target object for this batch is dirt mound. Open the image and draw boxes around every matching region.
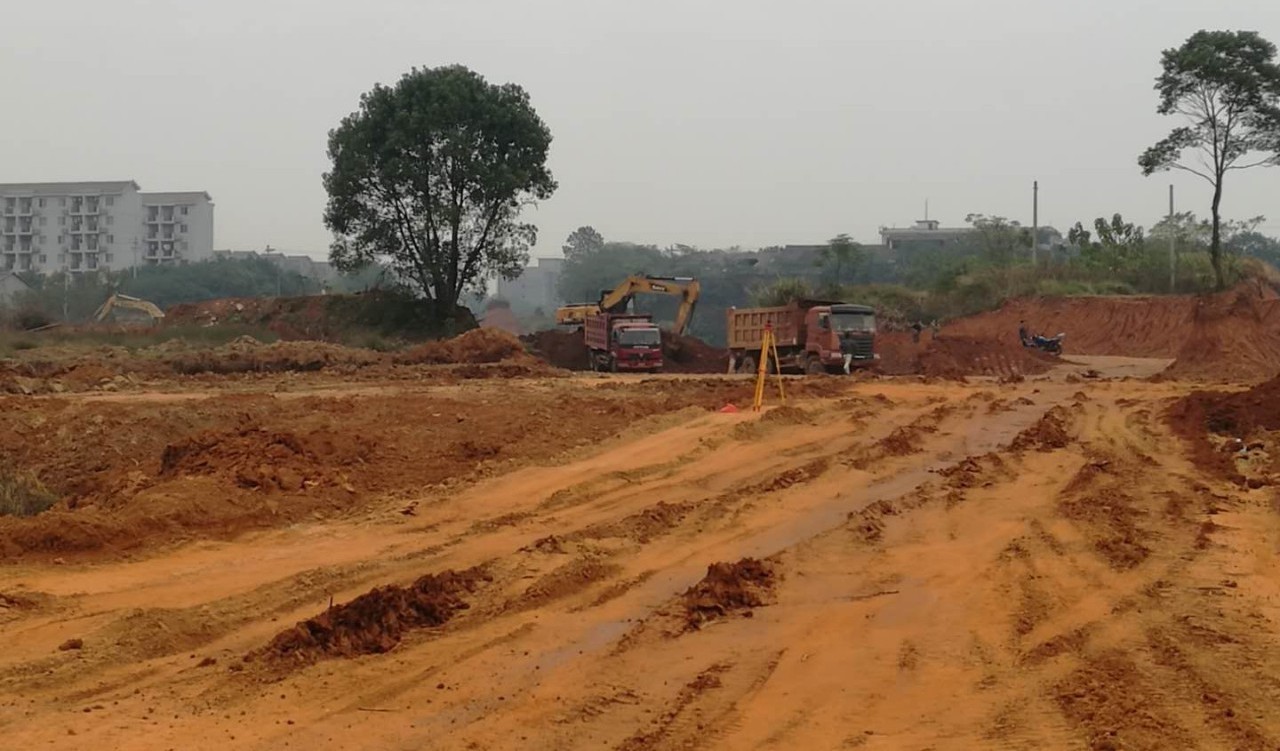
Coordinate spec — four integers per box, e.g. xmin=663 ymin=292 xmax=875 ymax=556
xmin=661 ymin=332 xmax=728 ymax=374
xmin=919 ymin=336 xmax=1056 ymax=379
xmin=166 ymin=292 xmax=477 ymax=343
xmin=876 ymin=332 xmax=926 ymax=375
xmin=761 ymin=405 xmax=813 ymax=425
xmin=1174 ymin=376 xmax=1280 ymax=439
xmin=1011 ymin=407 xmax=1073 ymax=452
xmin=682 ymin=558 xmax=776 ymax=630
xmin=168 ymin=337 xmax=380 ymax=375
xmin=260 ymin=568 xmax=487 ymax=664
xmin=522 ymin=329 xmax=588 ymax=371
xmin=1162 ymin=284 xmax=1280 ymax=383
xmin=396 ymin=328 xmax=533 ymax=366
xmin=1168 ymin=374 xmax=1280 ymax=484
xmin=159 ymin=426 xmax=372 ymax=492
xmin=878 ymin=332 xmax=1055 ymax=378
xmin=943 ymin=295 xmax=1199 ymax=357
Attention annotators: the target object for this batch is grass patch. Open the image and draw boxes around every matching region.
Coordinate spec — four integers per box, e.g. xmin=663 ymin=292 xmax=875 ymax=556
xmin=0 ymin=466 xmax=58 ymax=518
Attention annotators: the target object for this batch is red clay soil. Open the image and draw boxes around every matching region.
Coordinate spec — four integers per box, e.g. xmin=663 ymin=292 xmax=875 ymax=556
xmin=1169 ymin=374 xmax=1280 ymax=449
xmin=682 ymin=558 xmax=776 ymax=630
xmin=877 ymin=332 xmax=1055 ymax=378
xmin=942 ymin=295 xmax=1198 ymax=357
xmin=661 ymin=332 xmax=729 ymax=374
xmin=168 ymin=338 xmax=383 ymax=375
xmin=523 ymin=329 xmax=589 ymax=371
xmin=1162 ymin=284 xmax=1280 ymax=383
xmin=260 ymin=568 xmax=488 ymax=665
xmin=395 ymin=328 xmax=535 ymax=366
xmin=159 ymin=426 xmax=372 ymax=493
xmin=1167 ymin=375 xmax=1280 ymax=484
xmin=0 ymin=379 xmax=805 ymax=561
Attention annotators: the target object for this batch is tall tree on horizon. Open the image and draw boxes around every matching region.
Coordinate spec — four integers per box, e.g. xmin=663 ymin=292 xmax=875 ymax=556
xmin=324 ymin=65 xmax=557 ymax=320
xmin=1139 ymin=30 xmax=1280 ymax=290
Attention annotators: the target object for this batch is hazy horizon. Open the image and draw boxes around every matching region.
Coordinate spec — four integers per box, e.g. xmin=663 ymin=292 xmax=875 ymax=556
xmin=3 ymin=0 xmax=1278 ymax=264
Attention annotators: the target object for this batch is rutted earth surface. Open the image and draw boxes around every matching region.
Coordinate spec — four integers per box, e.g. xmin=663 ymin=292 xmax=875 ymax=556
xmin=3 ymin=356 xmax=1280 ymax=750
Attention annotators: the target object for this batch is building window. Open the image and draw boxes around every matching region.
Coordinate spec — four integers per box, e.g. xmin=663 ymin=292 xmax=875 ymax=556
xmin=107 ymin=234 xmax=114 ymax=244
xmin=107 ymin=215 xmax=113 ymax=226
xmin=38 ymin=254 xmax=46 ymax=264
xmin=105 ymin=253 xmax=114 ymax=263
xmin=181 ymin=206 xmax=189 ymax=216
xmin=38 ymin=198 xmax=45 ymax=208
xmin=106 ymin=196 xmax=114 ymax=207
xmin=39 ymin=217 xmax=46 ymax=226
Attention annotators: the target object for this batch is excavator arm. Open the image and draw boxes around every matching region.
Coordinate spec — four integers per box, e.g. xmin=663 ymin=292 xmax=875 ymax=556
xmin=555 ymin=275 xmax=701 ymax=334
xmin=94 ymin=293 xmax=165 ymax=323
xmin=597 ymin=276 xmax=701 ymax=336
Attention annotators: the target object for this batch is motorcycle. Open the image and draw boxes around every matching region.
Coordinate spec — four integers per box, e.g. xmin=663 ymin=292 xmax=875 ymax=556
xmin=1027 ymin=333 xmax=1065 ymax=356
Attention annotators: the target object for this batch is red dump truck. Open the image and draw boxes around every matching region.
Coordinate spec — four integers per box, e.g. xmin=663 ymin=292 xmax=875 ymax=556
xmin=726 ymin=300 xmax=877 ymax=375
xmin=584 ymin=313 xmax=664 ymax=372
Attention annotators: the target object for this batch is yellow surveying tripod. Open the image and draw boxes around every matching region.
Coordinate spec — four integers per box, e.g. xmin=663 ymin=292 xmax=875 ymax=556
xmin=752 ymin=323 xmax=786 ymax=412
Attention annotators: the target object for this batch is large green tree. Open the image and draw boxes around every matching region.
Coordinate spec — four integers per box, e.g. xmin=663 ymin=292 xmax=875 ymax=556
xmin=1139 ymin=30 xmax=1280 ymax=290
xmin=562 ymin=226 xmax=605 ymax=261
xmin=818 ymin=233 xmax=865 ymax=288
xmin=324 ymin=65 xmax=557 ymax=320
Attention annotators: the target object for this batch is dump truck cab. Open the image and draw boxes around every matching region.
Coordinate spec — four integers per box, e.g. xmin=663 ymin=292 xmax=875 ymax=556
xmin=810 ymin=304 xmax=877 ymax=371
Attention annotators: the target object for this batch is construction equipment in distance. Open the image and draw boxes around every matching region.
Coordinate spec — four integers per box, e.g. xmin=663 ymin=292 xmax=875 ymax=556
xmin=556 ymin=275 xmax=701 ymax=336
xmin=726 ymin=299 xmax=877 ymax=375
xmin=93 ymin=293 xmax=165 ymax=323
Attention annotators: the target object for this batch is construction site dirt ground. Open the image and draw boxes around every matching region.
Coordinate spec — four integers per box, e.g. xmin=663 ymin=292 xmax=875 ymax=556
xmin=6 ymin=354 xmax=1280 ymax=750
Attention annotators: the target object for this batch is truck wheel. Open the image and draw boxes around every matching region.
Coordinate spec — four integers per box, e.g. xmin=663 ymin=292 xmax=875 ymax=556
xmin=739 ymin=355 xmax=757 ymax=375
xmin=805 ymin=357 xmax=826 ymax=376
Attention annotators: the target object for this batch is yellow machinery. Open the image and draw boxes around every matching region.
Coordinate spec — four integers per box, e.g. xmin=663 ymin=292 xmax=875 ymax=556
xmin=93 ymin=293 xmax=165 ymax=323
xmin=556 ymin=275 xmax=701 ymax=335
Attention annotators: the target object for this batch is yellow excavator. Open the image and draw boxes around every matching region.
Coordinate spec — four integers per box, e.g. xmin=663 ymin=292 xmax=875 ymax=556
xmin=556 ymin=275 xmax=701 ymax=335
xmin=93 ymin=293 xmax=165 ymax=323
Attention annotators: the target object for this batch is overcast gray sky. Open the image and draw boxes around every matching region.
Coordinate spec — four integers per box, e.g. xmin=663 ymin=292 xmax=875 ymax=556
xmin=2 ymin=0 xmax=1278 ymax=260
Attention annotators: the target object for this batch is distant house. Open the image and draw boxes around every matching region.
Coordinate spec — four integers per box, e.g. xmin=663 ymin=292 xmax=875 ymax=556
xmin=211 ymin=248 xmax=339 ymax=286
xmin=497 ymin=257 xmax=565 ymax=312
xmin=879 ymin=220 xmax=975 ymax=252
xmin=0 ymin=272 xmax=32 ymax=309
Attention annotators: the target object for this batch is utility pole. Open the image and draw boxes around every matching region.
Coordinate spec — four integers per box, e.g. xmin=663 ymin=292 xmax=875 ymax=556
xmin=1169 ymin=184 xmax=1176 ymax=292
xmin=1031 ymin=181 xmax=1039 ymax=264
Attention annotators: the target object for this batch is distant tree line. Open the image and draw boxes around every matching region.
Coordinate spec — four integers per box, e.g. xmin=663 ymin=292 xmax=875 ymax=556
xmin=3 ymin=256 xmax=387 ymax=326
xmin=550 ymin=212 xmax=1280 ymax=345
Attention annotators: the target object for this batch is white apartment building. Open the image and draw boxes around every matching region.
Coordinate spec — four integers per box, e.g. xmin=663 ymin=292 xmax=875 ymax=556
xmin=0 ymin=181 xmax=214 ymax=274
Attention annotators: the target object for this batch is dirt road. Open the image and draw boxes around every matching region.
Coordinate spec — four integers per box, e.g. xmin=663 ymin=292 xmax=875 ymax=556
xmin=2 ymin=359 xmax=1279 ymax=750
